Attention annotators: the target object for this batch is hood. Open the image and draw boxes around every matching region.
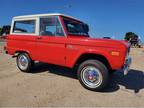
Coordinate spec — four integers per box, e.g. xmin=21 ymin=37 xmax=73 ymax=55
xmin=67 ymin=36 xmax=130 ymax=50
xmin=80 ymin=37 xmax=129 ymax=49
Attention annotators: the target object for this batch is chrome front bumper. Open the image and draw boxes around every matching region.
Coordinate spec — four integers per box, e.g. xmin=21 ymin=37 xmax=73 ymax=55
xmin=123 ymin=56 xmax=132 ymax=75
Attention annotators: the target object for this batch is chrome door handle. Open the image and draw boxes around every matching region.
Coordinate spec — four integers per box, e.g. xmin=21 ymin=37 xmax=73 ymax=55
xmin=67 ymin=45 xmax=73 ymax=49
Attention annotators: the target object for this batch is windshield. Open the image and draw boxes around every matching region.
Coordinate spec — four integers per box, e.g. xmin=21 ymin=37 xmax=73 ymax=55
xmin=63 ymin=17 xmax=89 ymax=36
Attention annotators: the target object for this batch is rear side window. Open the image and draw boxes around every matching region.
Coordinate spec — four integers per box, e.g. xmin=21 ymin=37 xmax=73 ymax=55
xmin=13 ymin=20 xmax=35 ymax=34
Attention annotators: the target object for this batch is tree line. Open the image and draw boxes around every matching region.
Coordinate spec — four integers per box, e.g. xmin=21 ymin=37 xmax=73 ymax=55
xmin=0 ymin=27 xmax=2 ymax=35
xmin=0 ymin=25 xmax=11 ymax=36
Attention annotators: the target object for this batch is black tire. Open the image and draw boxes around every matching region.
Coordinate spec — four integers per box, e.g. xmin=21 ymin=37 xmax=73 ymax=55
xmin=77 ymin=60 xmax=109 ymax=91
xmin=16 ymin=53 xmax=33 ymax=72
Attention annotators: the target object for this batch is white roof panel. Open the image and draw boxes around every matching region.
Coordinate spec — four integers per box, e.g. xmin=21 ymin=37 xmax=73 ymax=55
xmin=13 ymin=13 xmax=81 ymax=22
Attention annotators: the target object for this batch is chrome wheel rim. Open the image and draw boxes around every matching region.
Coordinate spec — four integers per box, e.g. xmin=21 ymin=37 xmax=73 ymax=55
xmin=18 ymin=55 xmax=28 ymax=70
xmin=81 ymin=66 xmax=102 ymax=88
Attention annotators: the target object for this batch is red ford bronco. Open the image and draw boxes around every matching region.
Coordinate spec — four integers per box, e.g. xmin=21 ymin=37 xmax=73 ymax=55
xmin=4 ymin=13 xmax=131 ymax=91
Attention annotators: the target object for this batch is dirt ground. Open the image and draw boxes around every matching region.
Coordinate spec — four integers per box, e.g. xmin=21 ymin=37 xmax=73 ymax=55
xmin=0 ymin=41 xmax=144 ymax=107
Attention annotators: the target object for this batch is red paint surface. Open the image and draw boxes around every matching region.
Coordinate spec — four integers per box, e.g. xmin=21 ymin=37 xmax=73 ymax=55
xmin=5 ymin=15 xmax=130 ymax=70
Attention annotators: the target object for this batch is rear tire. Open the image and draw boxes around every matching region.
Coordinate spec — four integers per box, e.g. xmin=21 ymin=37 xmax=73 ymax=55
xmin=77 ymin=60 xmax=109 ymax=91
xmin=16 ymin=53 xmax=33 ymax=72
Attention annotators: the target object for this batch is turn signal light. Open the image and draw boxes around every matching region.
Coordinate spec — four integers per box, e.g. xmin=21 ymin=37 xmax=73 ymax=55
xmin=111 ymin=51 xmax=120 ymax=56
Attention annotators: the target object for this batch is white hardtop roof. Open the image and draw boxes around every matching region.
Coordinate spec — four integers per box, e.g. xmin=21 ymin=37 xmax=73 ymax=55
xmin=13 ymin=13 xmax=81 ymax=22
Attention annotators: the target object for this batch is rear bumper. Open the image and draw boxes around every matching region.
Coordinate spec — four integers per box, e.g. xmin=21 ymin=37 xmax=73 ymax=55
xmin=122 ymin=56 xmax=132 ymax=75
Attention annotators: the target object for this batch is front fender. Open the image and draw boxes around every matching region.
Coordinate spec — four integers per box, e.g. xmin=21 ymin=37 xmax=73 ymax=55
xmin=66 ymin=46 xmax=125 ymax=70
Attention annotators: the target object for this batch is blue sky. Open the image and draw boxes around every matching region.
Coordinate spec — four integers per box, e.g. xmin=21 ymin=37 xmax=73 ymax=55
xmin=0 ymin=0 xmax=144 ymax=42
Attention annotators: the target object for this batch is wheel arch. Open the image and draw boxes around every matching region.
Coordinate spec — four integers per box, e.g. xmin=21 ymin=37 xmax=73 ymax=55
xmin=13 ymin=50 xmax=31 ymax=58
xmin=74 ymin=53 xmax=112 ymax=71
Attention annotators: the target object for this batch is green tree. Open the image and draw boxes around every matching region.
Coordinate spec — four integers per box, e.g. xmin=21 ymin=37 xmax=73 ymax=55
xmin=0 ymin=27 xmax=2 ymax=35
xmin=124 ymin=32 xmax=136 ymax=41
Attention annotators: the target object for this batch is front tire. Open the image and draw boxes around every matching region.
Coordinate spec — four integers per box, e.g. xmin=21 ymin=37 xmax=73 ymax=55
xmin=77 ymin=60 xmax=109 ymax=91
xmin=16 ymin=53 xmax=33 ymax=72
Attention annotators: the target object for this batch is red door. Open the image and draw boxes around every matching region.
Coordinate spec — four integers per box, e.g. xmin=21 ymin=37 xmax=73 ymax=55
xmin=35 ymin=16 xmax=67 ymax=66
xmin=36 ymin=36 xmax=66 ymax=66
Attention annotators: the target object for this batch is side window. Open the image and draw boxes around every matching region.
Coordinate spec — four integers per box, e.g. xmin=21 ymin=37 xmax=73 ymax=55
xmin=40 ymin=16 xmax=64 ymax=36
xmin=13 ymin=20 xmax=35 ymax=34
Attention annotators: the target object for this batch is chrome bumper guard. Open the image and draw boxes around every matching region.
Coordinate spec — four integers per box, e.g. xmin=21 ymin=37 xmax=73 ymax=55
xmin=123 ymin=56 xmax=132 ymax=75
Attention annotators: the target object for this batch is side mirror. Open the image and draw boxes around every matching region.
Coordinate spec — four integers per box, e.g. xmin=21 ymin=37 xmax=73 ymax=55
xmin=83 ymin=24 xmax=89 ymax=33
